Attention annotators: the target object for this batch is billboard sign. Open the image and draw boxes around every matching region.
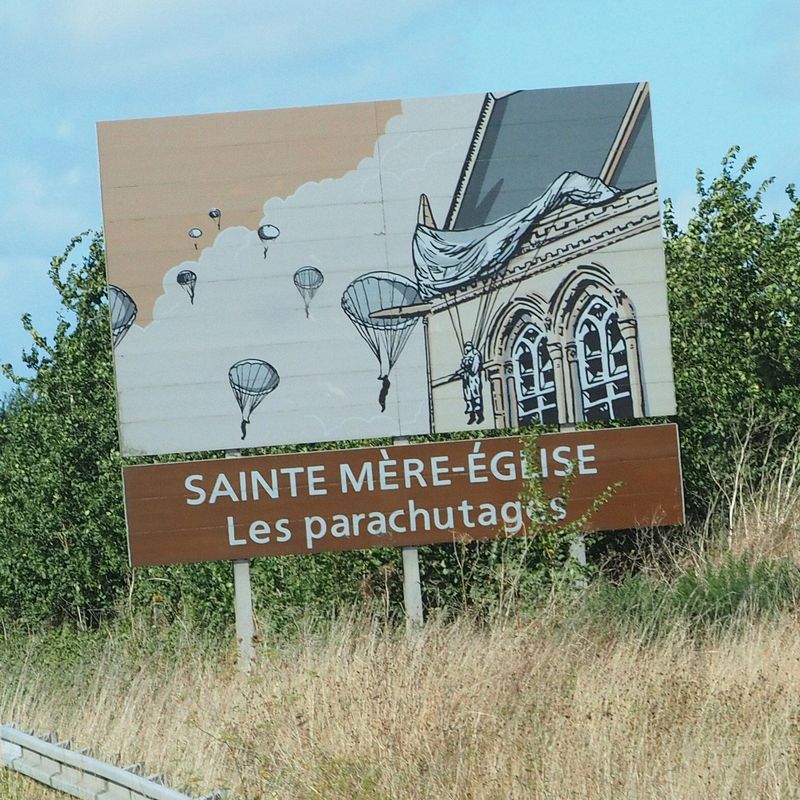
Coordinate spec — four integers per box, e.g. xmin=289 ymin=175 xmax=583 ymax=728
xmin=99 ymin=83 xmax=676 ymax=457
xmin=123 ymin=424 xmax=684 ymax=567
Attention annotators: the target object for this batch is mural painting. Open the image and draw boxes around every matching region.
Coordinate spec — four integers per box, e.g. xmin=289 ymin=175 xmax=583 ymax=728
xmin=98 ymin=83 xmax=675 ymax=457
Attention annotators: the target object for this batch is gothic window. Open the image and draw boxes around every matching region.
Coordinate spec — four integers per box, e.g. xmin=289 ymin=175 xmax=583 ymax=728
xmin=511 ymin=323 xmax=559 ymax=425
xmin=575 ymin=297 xmax=634 ymax=420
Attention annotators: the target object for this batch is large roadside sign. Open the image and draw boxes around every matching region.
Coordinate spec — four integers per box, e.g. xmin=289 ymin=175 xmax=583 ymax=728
xmin=123 ymin=424 xmax=683 ymax=567
xmin=99 ymin=82 xmax=676 ymax=458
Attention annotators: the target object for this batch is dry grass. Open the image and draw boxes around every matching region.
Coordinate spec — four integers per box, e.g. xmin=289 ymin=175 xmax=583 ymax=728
xmin=729 ymin=432 xmax=800 ymax=562
xmin=4 ymin=439 xmax=800 ymax=799
xmin=0 ymin=771 xmax=49 ymax=800
xmin=3 ymin=610 xmax=800 ymax=800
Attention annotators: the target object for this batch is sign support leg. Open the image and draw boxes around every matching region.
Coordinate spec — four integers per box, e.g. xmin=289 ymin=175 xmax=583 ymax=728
xmin=233 ymin=558 xmax=256 ymax=673
xmin=402 ymin=545 xmax=424 ymax=636
xmin=569 ymin=538 xmax=587 ymax=566
xmin=394 ymin=436 xmax=424 ymax=635
xmin=226 ymin=449 xmax=256 ymax=673
xmin=559 ymin=423 xmax=587 ymax=582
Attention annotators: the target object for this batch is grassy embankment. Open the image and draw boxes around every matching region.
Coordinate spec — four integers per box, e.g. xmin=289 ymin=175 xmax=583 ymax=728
xmin=2 ymin=440 xmax=800 ymax=799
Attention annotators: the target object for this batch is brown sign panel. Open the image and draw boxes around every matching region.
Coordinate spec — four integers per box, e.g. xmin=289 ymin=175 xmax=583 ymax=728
xmin=123 ymin=424 xmax=683 ymax=567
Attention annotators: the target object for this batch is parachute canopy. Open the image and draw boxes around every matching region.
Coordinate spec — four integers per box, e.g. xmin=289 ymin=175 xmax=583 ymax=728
xmin=257 ymin=224 xmax=280 ymax=260
xmin=257 ymin=224 xmax=280 ymax=242
xmin=188 ymin=227 xmax=203 ymax=239
xmin=108 ymin=285 xmax=137 ymax=348
xmin=176 ymin=269 xmax=197 ymax=304
xmin=228 ymin=359 xmax=280 ymax=440
xmin=413 ymin=172 xmax=619 ymax=299
xmin=341 ymin=271 xmax=423 ymax=378
xmin=293 ymin=266 xmax=324 ymax=317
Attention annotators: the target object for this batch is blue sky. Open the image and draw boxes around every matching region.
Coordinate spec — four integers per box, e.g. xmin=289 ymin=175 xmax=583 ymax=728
xmin=1 ymin=0 xmax=798 ymax=396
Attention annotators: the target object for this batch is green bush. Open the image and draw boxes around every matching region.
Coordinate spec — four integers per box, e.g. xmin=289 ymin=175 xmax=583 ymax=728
xmin=0 ymin=232 xmax=129 ymax=626
xmin=3 ymin=146 xmax=800 ymax=629
xmin=579 ymin=553 xmax=800 ymax=641
xmin=664 ymin=147 xmax=800 ymax=519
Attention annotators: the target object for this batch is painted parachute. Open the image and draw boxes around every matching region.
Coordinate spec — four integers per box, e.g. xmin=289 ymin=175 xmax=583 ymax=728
xmin=293 ymin=266 xmax=324 ymax=317
xmin=176 ymin=269 xmax=197 ymax=304
xmin=412 ymin=172 xmax=619 ymax=353
xmin=208 ymin=207 xmax=221 ymax=229
xmin=341 ymin=271 xmax=423 ymax=411
xmin=107 ymin=285 xmax=137 ymax=348
xmin=188 ymin=227 xmax=203 ymax=250
xmin=257 ymin=224 xmax=280 ymax=259
xmin=228 ymin=359 xmax=280 ymax=441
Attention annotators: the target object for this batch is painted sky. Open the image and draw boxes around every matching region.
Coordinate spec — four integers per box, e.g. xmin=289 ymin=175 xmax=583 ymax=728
xmin=111 ymin=95 xmax=481 ymax=454
xmin=1 ymin=0 xmax=798 ymax=396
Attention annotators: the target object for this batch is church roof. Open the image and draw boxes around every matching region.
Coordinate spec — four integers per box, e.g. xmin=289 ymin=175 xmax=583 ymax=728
xmin=447 ymin=82 xmax=656 ymax=230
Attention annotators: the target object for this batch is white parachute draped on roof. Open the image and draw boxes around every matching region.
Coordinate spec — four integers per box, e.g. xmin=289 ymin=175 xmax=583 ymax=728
xmin=412 ymin=172 xmax=619 ymax=299
xmin=341 ymin=271 xmax=423 ymax=379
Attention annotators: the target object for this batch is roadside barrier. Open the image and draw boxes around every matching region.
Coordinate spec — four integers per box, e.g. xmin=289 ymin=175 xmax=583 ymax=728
xmin=1 ymin=723 xmax=225 ymax=800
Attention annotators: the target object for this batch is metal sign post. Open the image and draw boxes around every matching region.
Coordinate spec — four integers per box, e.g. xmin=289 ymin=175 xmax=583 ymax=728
xmin=394 ymin=437 xmax=424 ymax=635
xmin=226 ymin=450 xmax=256 ymax=673
xmin=233 ymin=559 xmax=256 ymax=672
xmin=560 ymin=423 xmax=587 ymax=578
xmin=401 ymin=545 xmax=424 ymax=635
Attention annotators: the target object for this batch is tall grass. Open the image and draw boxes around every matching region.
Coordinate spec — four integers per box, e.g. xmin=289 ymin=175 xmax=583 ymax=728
xmin=5 ymin=610 xmax=800 ymax=799
xmin=0 ymin=771 xmax=47 ymax=800
xmin=729 ymin=430 xmax=800 ymax=560
xmin=2 ymin=438 xmax=800 ymax=799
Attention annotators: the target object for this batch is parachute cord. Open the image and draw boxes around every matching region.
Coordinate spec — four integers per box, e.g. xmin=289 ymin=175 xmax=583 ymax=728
xmin=380 ymin=319 xmax=417 ymax=377
xmin=453 ymin=299 xmax=465 ymax=351
xmin=485 ymin=237 xmax=545 ymax=348
xmin=470 ymin=274 xmax=494 ymax=351
xmin=473 ymin=269 xmax=506 ymax=352
xmin=353 ymin=322 xmax=382 ymax=364
xmin=470 ymin=281 xmax=489 ymax=348
xmin=380 ymin=328 xmax=394 ymax=377
xmin=445 ymin=295 xmax=466 ymax=355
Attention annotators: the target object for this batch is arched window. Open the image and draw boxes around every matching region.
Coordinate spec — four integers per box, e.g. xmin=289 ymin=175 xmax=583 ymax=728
xmin=511 ymin=323 xmax=558 ymax=425
xmin=576 ymin=297 xmax=633 ymax=420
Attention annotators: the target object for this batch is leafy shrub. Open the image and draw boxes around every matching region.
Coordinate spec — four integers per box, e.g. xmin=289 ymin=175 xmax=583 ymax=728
xmin=664 ymin=148 xmax=800 ymax=519
xmin=580 ymin=553 xmax=800 ymax=641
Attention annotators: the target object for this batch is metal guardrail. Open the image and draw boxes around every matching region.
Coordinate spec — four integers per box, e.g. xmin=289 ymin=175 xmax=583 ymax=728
xmin=1 ymin=723 xmax=225 ymax=800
